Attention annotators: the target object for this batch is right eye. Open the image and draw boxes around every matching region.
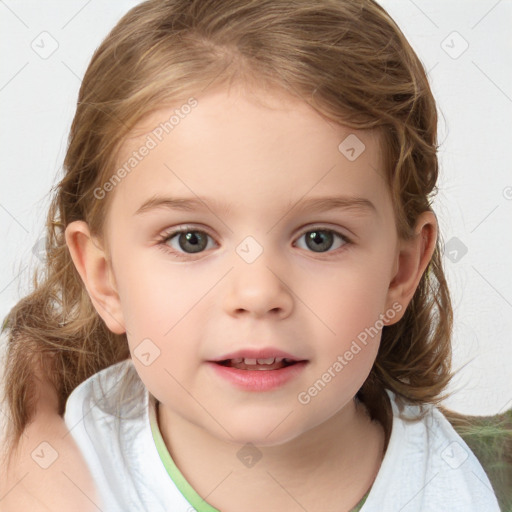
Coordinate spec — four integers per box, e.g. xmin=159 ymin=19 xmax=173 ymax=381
xmin=157 ymin=227 xmax=217 ymax=257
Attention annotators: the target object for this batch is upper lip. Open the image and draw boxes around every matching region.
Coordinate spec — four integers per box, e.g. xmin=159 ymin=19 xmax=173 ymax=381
xmin=210 ymin=348 xmax=306 ymax=362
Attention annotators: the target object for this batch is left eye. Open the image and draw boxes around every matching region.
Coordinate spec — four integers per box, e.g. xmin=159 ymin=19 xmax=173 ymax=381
xmin=294 ymin=229 xmax=349 ymax=253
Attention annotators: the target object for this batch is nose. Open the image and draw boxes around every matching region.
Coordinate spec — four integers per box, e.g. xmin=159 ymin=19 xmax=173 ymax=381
xmin=223 ymin=250 xmax=294 ymax=319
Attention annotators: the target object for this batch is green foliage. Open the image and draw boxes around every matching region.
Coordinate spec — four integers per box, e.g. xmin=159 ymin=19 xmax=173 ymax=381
xmin=455 ymin=409 xmax=512 ymax=512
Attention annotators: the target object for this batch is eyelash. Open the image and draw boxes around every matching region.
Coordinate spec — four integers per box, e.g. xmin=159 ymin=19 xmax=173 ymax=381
xmin=155 ymin=225 xmax=352 ymax=260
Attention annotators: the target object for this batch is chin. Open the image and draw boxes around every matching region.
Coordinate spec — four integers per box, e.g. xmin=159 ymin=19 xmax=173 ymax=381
xmin=212 ymin=418 xmax=310 ymax=449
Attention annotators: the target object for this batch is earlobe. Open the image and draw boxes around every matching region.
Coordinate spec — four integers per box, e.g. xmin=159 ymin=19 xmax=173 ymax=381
xmin=64 ymin=221 xmax=126 ymax=334
xmin=384 ymin=211 xmax=438 ymax=325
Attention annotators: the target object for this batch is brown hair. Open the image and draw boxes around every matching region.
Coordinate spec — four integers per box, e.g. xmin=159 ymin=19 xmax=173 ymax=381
xmin=2 ymin=0 xmax=454 ymax=462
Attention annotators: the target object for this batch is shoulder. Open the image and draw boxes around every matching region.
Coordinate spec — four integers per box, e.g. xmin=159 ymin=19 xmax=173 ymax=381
xmin=62 ymin=359 xmax=179 ymax=511
xmin=0 ymin=408 xmax=100 ymax=512
xmin=361 ymin=390 xmax=501 ymax=512
xmin=64 ymin=358 xmax=145 ymax=425
xmin=63 ymin=358 xmax=148 ymax=468
xmin=442 ymin=406 xmax=512 ymax=511
xmin=0 ymin=361 xmax=146 ymax=512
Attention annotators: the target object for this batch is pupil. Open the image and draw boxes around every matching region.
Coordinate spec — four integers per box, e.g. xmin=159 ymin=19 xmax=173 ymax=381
xmin=306 ymin=230 xmax=333 ymax=252
xmin=180 ymin=231 xmax=207 ymax=253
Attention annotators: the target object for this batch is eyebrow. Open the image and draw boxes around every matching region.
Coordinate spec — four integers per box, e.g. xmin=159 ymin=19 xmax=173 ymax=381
xmin=133 ymin=194 xmax=377 ymax=217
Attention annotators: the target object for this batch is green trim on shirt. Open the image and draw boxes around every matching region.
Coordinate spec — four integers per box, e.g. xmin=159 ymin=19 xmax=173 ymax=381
xmin=149 ymin=398 xmax=220 ymax=512
xmin=351 ymin=490 xmax=369 ymax=511
xmin=149 ymin=398 xmax=370 ymax=511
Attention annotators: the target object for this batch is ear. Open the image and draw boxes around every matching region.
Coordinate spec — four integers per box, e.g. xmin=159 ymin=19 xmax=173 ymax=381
xmin=384 ymin=211 xmax=437 ymax=325
xmin=64 ymin=220 xmax=126 ymax=334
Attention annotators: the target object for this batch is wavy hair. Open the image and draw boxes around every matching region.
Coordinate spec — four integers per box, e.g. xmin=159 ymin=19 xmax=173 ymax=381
xmin=2 ymin=0 xmax=455 ymax=465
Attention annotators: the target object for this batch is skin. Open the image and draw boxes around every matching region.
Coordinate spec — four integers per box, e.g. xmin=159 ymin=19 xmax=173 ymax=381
xmin=5 ymin=83 xmax=436 ymax=512
xmin=0 ymin=372 xmax=98 ymax=512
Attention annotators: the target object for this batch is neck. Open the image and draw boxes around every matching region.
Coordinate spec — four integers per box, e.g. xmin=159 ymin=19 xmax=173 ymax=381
xmin=157 ymin=398 xmax=387 ymax=512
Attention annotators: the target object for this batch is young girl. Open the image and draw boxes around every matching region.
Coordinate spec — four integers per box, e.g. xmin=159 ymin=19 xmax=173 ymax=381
xmin=1 ymin=0 xmax=509 ymax=511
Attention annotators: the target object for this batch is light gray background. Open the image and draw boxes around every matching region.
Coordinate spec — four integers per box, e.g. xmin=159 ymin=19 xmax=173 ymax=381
xmin=0 ymin=0 xmax=511 ymax=425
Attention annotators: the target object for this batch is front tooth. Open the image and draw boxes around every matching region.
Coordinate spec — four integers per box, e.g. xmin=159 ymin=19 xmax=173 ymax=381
xmin=257 ymin=357 xmax=275 ymax=365
xmin=231 ymin=358 xmax=243 ymax=364
xmin=244 ymin=358 xmax=257 ymax=365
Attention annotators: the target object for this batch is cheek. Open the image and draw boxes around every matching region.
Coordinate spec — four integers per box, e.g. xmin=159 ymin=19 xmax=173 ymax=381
xmin=113 ymin=253 xmax=209 ymax=357
xmin=114 ymin=254 xmax=201 ymax=334
xmin=120 ymin=266 xmax=204 ymax=407
xmin=309 ymin=260 xmax=392 ymax=338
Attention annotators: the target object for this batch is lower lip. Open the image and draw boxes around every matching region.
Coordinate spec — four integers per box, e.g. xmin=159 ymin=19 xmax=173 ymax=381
xmin=207 ymin=361 xmax=307 ymax=391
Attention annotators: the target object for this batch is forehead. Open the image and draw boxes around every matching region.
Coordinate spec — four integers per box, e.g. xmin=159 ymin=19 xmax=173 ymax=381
xmin=106 ymin=85 xmax=390 ymax=223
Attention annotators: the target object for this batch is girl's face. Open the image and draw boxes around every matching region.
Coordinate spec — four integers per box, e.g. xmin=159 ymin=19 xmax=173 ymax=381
xmin=98 ymin=85 xmax=405 ymax=445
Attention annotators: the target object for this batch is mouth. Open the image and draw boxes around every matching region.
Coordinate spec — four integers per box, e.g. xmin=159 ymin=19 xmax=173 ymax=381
xmin=207 ymin=349 xmax=308 ymax=391
xmin=215 ymin=357 xmax=300 ymax=371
